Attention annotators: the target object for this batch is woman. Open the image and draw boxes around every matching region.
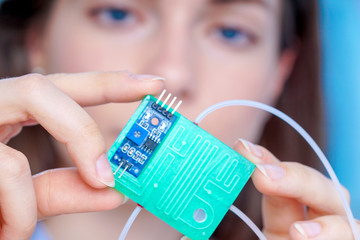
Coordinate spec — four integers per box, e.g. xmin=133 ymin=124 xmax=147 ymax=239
xmin=0 ymin=0 xmax=356 ymax=239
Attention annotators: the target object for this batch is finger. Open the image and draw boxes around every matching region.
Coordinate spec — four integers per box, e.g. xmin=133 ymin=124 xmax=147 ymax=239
xmin=0 ymin=72 xmax=165 ymax=189
xmin=255 ymin=161 xmax=349 ymax=214
xmin=0 ymin=71 xmax=165 ymax=124
xmin=234 ymin=139 xmax=350 ymax=236
xmin=234 ymin=138 xmax=280 ymax=165
xmin=1 ymin=74 xmax=113 ymax=188
xmin=253 ymin=162 xmax=349 ymax=217
xmin=0 ymin=143 xmax=37 ymax=240
xmin=47 ymin=71 xmax=166 ymax=106
xmin=290 ymin=216 xmax=360 ymax=240
xmin=0 ymin=124 xmax=22 ymax=144
xmin=33 ymin=168 xmax=126 ymax=219
xmin=235 ymin=139 xmax=305 ymax=236
xmin=235 ymin=139 xmax=350 ymax=214
xmin=261 ymin=196 xmax=306 ymax=238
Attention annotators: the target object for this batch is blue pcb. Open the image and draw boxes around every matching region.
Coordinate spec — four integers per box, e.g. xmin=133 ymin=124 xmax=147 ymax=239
xmin=110 ymin=100 xmax=178 ymax=177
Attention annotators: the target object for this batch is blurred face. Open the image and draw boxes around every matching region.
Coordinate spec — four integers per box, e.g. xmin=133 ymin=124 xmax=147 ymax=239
xmin=29 ymin=0 xmax=292 ymax=151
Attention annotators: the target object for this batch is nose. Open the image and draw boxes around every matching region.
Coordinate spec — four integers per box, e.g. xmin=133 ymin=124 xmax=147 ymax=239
xmin=145 ymin=14 xmax=196 ymax=100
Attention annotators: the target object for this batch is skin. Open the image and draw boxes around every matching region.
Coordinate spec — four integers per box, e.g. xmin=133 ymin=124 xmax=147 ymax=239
xmin=0 ymin=72 xmax=165 ymax=239
xmin=0 ymin=0 xmax=358 ymax=239
xmin=29 ymin=0 xmax=289 ymax=147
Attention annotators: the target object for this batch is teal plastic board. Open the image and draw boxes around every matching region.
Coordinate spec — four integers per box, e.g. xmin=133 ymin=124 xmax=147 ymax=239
xmin=107 ymin=95 xmax=255 ymax=240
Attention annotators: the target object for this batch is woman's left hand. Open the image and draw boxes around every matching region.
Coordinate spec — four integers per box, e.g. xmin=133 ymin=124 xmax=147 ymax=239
xmin=234 ymin=139 xmax=360 ymax=240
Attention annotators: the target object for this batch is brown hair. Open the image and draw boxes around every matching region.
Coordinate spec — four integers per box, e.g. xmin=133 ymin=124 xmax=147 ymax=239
xmin=1 ymin=0 xmax=324 ymax=239
xmin=0 ymin=0 xmax=58 ymax=173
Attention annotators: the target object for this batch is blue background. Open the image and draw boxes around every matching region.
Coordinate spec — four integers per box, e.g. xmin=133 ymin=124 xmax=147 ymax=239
xmin=319 ymin=0 xmax=360 ymax=217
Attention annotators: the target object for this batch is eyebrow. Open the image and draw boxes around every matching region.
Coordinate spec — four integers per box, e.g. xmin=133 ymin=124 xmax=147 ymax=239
xmin=211 ymin=0 xmax=271 ymax=9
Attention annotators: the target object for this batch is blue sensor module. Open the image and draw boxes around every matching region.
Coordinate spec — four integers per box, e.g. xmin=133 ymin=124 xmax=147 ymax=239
xmin=110 ymin=99 xmax=177 ymax=178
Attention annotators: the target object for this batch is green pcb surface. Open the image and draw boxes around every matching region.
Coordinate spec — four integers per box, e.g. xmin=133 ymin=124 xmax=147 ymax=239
xmin=107 ymin=95 xmax=255 ymax=240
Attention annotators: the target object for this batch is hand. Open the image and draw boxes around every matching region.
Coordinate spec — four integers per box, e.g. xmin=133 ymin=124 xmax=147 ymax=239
xmin=234 ymin=139 xmax=360 ymax=240
xmin=0 ymin=71 xmax=165 ymax=239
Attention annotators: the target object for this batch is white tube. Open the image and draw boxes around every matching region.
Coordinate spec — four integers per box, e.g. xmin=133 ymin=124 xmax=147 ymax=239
xmin=118 ymin=205 xmax=142 ymax=240
xmin=229 ymin=205 xmax=267 ymax=240
xmin=195 ymin=100 xmax=359 ymax=240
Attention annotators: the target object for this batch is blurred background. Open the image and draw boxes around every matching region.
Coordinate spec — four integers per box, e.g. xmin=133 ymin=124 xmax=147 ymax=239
xmin=319 ymin=0 xmax=360 ymax=218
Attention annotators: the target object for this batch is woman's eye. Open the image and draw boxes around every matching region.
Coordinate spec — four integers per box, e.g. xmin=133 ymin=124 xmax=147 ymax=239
xmin=215 ymin=26 xmax=254 ymax=47
xmin=220 ymin=28 xmax=241 ymax=39
xmin=103 ymin=8 xmax=129 ymax=21
xmin=91 ymin=7 xmax=136 ymax=26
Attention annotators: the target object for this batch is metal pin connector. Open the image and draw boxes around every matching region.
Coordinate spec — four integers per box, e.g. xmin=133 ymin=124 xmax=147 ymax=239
xmin=114 ymin=161 xmax=123 ymax=175
xmin=156 ymin=89 xmax=166 ymax=104
xmin=172 ymin=100 xmax=182 ymax=114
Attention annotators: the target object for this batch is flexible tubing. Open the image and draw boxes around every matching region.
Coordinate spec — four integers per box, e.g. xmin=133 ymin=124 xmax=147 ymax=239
xmin=229 ymin=205 xmax=267 ymax=240
xmin=118 ymin=205 xmax=143 ymax=240
xmin=195 ymin=100 xmax=359 ymax=240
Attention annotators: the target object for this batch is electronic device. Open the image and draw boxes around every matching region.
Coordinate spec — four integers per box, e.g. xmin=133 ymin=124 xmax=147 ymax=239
xmin=107 ymin=93 xmax=255 ymax=240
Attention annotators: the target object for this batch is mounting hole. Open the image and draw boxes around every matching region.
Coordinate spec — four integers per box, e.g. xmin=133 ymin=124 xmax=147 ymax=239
xmin=193 ymin=208 xmax=207 ymax=223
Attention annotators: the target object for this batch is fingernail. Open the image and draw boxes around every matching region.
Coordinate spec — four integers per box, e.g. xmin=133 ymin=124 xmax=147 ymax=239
xmin=134 ymin=74 xmax=166 ymax=81
xmin=239 ymin=138 xmax=263 ymax=158
xmin=256 ymin=164 xmax=285 ymax=180
xmin=123 ymin=195 xmax=129 ymax=204
xmin=96 ymin=153 xmax=115 ymax=187
xmin=294 ymin=222 xmax=322 ymax=238
xmin=180 ymin=237 xmax=191 ymax=240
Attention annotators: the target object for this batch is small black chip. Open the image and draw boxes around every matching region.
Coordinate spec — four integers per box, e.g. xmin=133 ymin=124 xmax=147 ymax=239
xmin=144 ymin=137 xmax=158 ymax=151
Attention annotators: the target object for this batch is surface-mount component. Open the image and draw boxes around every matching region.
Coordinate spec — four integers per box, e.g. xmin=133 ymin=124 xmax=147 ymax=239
xmin=144 ymin=137 xmax=158 ymax=151
xmin=126 ymin=124 xmax=149 ymax=146
xmin=107 ymin=94 xmax=255 ymax=240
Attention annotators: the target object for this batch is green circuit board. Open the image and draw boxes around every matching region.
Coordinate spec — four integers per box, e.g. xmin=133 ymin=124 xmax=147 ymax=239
xmin=107 ymin=94 xmax=255 ymax=240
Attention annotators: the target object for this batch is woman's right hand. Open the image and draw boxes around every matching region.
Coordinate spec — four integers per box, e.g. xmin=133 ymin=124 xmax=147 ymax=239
xmin=234 ymin=139 xmax=359 ymax=239
xmin=0 ymin=71 xmax=165 ymax=240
